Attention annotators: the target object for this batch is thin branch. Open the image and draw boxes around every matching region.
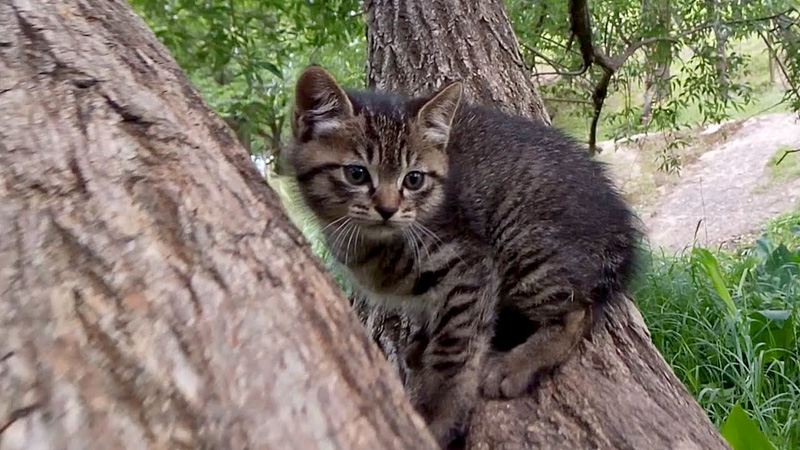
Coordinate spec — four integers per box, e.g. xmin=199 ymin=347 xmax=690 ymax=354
xmin=538 ymin=33 xmax=582 ymax=56
xmin=542 ymin=97 xmax=593 ymax=105
xmin=775 ymin=149 xmax=800 ymax=166
xmin=0 ymin=403 xmax=41 ymax=436
xmin=725 ymin=8 xmax=797 ymax=27
xmin=602 ymin=11 xmax=613 ymax=55
xmin=613 ymin=16 xmax=633 ymax=47
xmin=534 ymin=67 xmax=589 ymax=77
xmin=613 ymin=36 xmax=681 ymax=69
xmin=564 ymin=33 xmax=575 ymax=55
xmin=523 ymin=43 xmax=588 ymax=77
xmin=758 ymin=30 xmax=800 ymax=105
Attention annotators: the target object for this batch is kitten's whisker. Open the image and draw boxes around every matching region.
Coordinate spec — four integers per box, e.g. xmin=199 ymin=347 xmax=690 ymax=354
xmin=354 ymin=226 xmax=361 ymax=260
xmin=414 ymin=223 xmax=466 ymax=266
xmin=344 ymin=222 xmax=359 ymax=266
xmin=411 ymin=224 xmax=434 ymax=266
xmin=415 ymin=222 xmax=445 ymax=246
xmin=320 ymin=216 xmax=349 ymax=235
xmin=341 ymin=222 xmax=356 ymax=258
xmin=329 ymin=218 xmax=351 ymax=259
xmin=401 ymin=229 xmax=418 ymax=277
xmin=308 ymin=216 xmax=348 ymax=242
xmin=408 ymin=227 xmax=422 ymax=277
xmin=341 ymin=223 xmax=355 ymax=263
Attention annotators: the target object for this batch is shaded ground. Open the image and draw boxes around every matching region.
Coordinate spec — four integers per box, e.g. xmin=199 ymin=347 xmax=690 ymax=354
xmin=600 ymin=113 xmax=800 ymax=252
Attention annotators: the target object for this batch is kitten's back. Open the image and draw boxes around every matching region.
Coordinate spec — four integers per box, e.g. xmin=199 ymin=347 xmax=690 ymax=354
xmin=443 ymin=105 xmax=638 ymax=301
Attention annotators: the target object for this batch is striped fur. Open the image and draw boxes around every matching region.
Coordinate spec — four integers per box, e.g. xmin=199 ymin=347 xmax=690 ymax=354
xmin=289 ymin=67 xmax=639 ymax=449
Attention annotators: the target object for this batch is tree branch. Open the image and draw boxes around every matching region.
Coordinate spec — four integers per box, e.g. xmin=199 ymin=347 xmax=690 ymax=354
xmin=569 ymin=0 xmax=595 ymax=72
xmin=589 ymin=67 xmax=613 ymax=152
xmin=565 ymin=0 xmax=797 ymax=154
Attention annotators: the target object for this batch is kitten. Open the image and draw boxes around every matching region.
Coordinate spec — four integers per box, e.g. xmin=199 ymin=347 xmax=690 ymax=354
xmin=288 ymin=66 xmax=639 ymax=449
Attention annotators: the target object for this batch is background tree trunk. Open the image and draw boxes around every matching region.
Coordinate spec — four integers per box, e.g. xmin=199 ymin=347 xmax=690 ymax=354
xmin=365 ymin=1 xmax=731 ymax=448
xmin=0 ymin=1 xmax=437 ymax=449
xmin=365 ymin=0 xmax=550 ymax=124
xmin=642 ymin=0 xmax=673 ymax=123
xmin=705 ymin=0 xmax=730 ymax=99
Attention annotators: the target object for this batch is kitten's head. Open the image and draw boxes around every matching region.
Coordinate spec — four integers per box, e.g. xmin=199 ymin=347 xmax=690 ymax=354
xmin=289 ymin=66 xmax=462 ymax=241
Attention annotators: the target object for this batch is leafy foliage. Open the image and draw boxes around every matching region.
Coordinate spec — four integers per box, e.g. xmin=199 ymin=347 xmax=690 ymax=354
xmin=508 ymin=0 xmax=800 ymax=150
xmin=132 ymin=0 xmax=798 ymax=166
xmin=130 ymin=0 xmax=365 ymax=162
xmin=633 ymin=211 xmax=800 ymax=449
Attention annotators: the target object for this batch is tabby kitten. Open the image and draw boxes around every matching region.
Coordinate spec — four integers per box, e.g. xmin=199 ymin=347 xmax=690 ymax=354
xmin=288 ymin=66 xmax=638 ymax=449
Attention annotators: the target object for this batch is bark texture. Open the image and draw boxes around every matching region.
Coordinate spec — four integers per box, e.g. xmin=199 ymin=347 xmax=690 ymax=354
xmin=365 ymin=1 xmax=731 ymax=449
xmin=365 ymin=0 xmax=550 ymax=124
xmin=0 ymin=1 xmax=436 ymax=449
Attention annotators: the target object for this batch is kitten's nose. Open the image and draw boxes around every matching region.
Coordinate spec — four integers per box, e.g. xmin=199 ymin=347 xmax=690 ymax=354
xmin=375 ymin=205 xmax=398 ymax=220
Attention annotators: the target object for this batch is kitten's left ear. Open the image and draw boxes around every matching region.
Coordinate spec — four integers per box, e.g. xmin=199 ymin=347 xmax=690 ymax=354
xmin=415 ymin=82 xmax=463 ymax=148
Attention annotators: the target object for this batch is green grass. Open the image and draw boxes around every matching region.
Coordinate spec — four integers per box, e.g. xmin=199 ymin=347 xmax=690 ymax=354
xmin=634 ymin=210 xmax=800 ymax=449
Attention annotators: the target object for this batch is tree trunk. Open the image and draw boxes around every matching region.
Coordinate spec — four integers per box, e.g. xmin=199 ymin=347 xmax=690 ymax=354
xmin=365 ymin=0 xmax=550 ymax=124
xmin=642 ymin=0 xmax=673 ymax=123
xmin=0 ymin=1 xmax=437 ymax=449
xmin=705 ymin=0 xmax=730 ymax=98
xmin=365 ymin=1 xmax=731 ymax=449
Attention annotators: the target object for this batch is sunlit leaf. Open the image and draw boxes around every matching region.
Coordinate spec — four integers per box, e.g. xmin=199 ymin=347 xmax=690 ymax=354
xmin=721 ymin=404 xmax=775 ymax=450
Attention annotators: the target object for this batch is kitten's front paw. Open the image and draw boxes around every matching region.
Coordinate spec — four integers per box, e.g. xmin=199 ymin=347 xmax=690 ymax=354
xmin=412 ymin=386 xmax=473 ymax=450
xmin=481 ymin=352 xmax=539 ymax=399
xmin=427 ymin=416 xmax=469 ymax=450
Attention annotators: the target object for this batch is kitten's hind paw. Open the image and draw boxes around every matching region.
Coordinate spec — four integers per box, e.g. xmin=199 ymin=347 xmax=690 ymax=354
xmin=480 ymin=352 xmax=539 ymax=399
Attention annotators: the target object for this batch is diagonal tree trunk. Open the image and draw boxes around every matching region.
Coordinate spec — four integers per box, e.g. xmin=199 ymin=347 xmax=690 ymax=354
xmin=365 ymin=1 xmax=730 ymax=448
xmin=0 ymin=1 xmax=436 ymax=448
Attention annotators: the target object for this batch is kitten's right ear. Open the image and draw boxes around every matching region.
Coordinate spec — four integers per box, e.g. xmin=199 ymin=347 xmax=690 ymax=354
xmin=415 ymin=82 xmax=463 ymax=148
xmin=293 ymin=66 xmax=354 ymax=141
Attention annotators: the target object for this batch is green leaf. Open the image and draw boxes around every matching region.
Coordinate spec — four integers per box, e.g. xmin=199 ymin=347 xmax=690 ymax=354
xmin=721 ymin=404 xmax=774 ymax=450
xmin=749 ymin=310 xmax=796 ymax=361
xmin=261 ymin=61 xmax=283 ymax=79
xmin=693 ymin=248 xmax=737 ymax=318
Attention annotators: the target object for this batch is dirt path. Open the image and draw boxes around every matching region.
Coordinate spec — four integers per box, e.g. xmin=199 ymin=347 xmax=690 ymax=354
xmin=601 ymin=113 xmax=800 ymax=252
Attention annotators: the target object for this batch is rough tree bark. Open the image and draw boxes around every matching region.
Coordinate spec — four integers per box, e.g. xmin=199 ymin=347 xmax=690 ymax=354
xmin=0 ymin=1 xmax=437 ymax=448
xmin=365 ymin=0 xmax=550 ymax=124
xmin=365 ymin=1 xmax=731 ymax=449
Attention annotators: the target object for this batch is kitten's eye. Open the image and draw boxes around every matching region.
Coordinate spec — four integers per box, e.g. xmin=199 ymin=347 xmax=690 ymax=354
xmin=403 ymin=171 xmax=425 ymax=190
xmin=344 ymin=165 xmax=370 ymax=185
